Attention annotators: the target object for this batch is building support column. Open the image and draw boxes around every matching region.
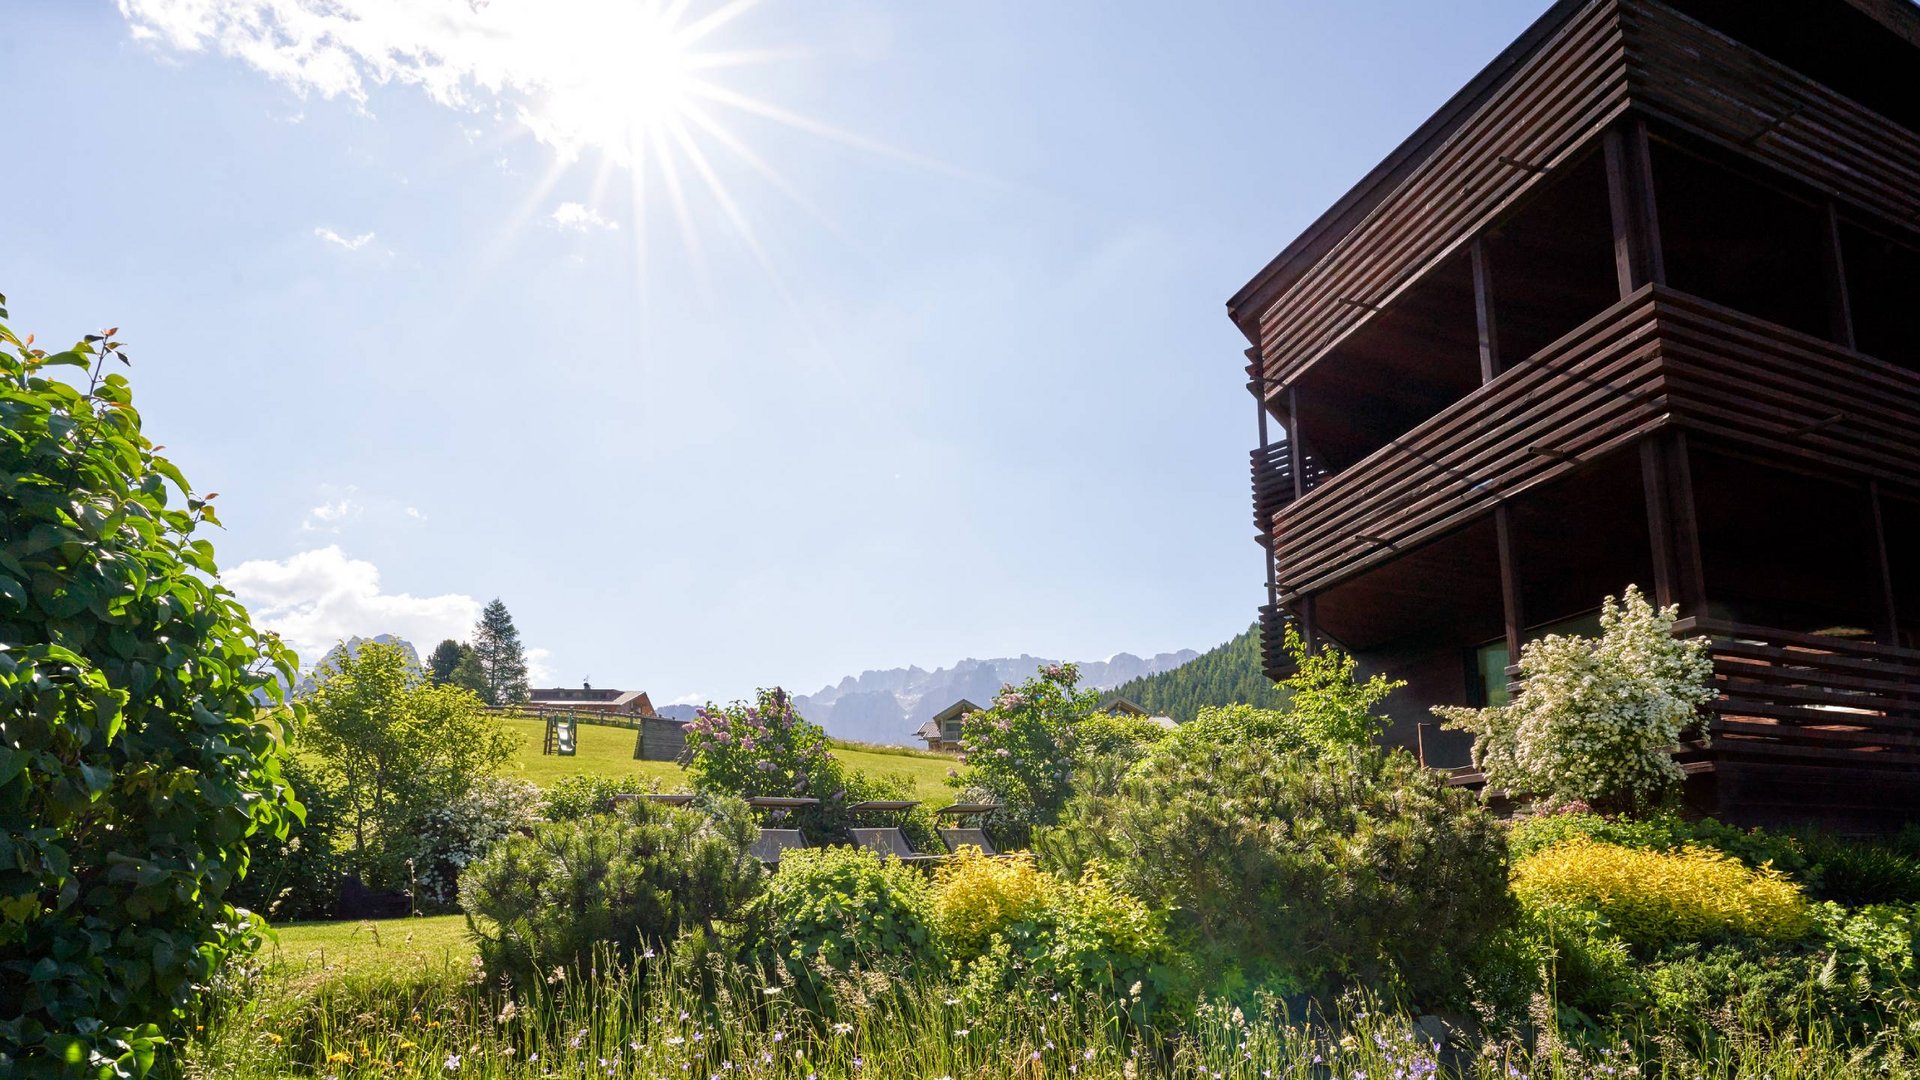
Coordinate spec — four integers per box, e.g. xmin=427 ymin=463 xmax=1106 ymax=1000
xmin=1641 ymin=431 xmax=1705 ymax=614
xmin=1496 ymin=505 xmax=1525 ymax=668
xmin=1604 ymin=119 xmax=1665 ymax=296
xmin=1870 ymin=480 xmax=1901 ymax=645
xmin=1471 ymin=237 xmax=1501 ymax=382
xmin=1821 ymin=202 xmax=1858 ymax=351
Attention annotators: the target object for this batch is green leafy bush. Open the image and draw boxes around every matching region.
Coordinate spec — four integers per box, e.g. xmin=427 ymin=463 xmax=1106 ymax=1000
xmin=541 ymin=772 xmax=651 ymax=821
xmin=961 ymin=867 xmax=1188 ymax=1029
xmin=1 ymin=308 xmax=301 ymax=1074
xmin=459 ymin=796 xmax=763 ymax=987
xmin=1074 ymin=710 xmax=1171 ymax=768
xmin=929 ymin=848 xmax=1055 ymax=962
xmin=1514 ymin=838 xmax=1813 ymax=950
xmin=1049 ymin=741 xmax=1511 ymax=1004
xmin=231 ymin=755 xmax=345 ymax=922
xmin=758 ymin=846 xmax=935 ymax=981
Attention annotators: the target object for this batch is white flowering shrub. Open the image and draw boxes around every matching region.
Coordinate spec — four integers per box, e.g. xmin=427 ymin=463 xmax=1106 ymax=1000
xmin=1434 ymin=586 xmax=1714 ymax=815
xmin=406 ymin=775 xmax=545 ymax=910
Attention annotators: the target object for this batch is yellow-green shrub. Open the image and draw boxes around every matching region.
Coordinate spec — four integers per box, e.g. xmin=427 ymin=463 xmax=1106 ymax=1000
xmin=931 ymin=847 xmax=1055 ymax=961
xmin=1514 ymin=838 xmax=1813 ymax=948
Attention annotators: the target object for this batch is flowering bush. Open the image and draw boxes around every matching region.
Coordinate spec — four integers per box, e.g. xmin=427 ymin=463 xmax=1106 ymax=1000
xmin=759 ymin=846 xmax=935 ymax=982
xmin=1436 ymin=586 xmax=1713 ymax=815
xmin=685 ymin=687 xmax=836 ymax=802
xmin=930 ymin=848 xmax=1055 ymax=962
xmin=949 ymin=663 xmax=1096 ymax=845
xmin=960 ymin=866 xmax=1187 ymax=1029
xmin=405 ymin=776 xmax=544 ymax=910
xmin=460 ymin=796 xmax=762 ymax=987
xmin=1514 ymin=838 xmax=1814 ymax=949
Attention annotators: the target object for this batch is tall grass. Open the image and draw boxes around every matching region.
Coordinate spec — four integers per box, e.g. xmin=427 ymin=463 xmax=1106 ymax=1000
xmin=187 ymin=941 xmax=1920 ymax=1080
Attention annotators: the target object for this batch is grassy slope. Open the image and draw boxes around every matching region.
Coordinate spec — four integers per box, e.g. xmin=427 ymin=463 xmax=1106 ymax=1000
xmin=496 ymin=717 xmax=957 ymax=803
xmin=268 ymin=915 xmax=473 ymax=977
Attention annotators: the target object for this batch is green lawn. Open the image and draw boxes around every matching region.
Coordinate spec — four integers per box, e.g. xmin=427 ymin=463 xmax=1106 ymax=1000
xmin=496 ymin=716 xmax=959 ymax=803
xmin=267 ymin=915 xmax=474 ymax=977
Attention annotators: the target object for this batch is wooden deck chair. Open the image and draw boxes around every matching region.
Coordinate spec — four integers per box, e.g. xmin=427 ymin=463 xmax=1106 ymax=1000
xmin=850 ymin=827 xmax=941 ymax=864
xmin=751 ymin=828 xmax=808 ymax=867
xmin=936 ymin=827 xmax=998 ymax=857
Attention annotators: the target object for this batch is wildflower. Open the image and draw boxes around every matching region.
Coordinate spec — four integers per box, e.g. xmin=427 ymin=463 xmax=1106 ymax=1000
xmin=954 ymin=1029 xmax=970 ymax=1037
xmin=443 ymin=1052 xmax=461 ymax=1071
xmin=399 ymin=1040 xmax=418 ymax=1051
xmin=267 ymin=1033 xmax=284 ymax=1046
xmin=832 ymin=1022 xmax=854 ymax=1035
xmin=642 ymin=947 xmax=657 ymax=960
xmin=328 ymin=1052 xmax=353 ymax=1064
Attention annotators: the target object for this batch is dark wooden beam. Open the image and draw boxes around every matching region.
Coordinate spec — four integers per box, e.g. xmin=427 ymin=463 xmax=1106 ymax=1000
xmin=1471 ymin=237 xmax=1501 ymax=383
xmin=1302 ymin=593 xmax=1319 ymax=654
xmin=1641 ymin=436 xmax=1679 ymax=609
xmin=1287 ymin=385 xmax=1306 ymax=503
xmin=1495 ymin=504 xmax=1525 ymax=665
xmin=1666 ymin=430 xmax=1707 ymax=617
xmin=1870 ymin=479 xmax=1901 ymax=645
xmin=1821 ymin=202 xmax=1858 ymax=351
xmin=1604 ymin=121 xmax=1665 ymax=298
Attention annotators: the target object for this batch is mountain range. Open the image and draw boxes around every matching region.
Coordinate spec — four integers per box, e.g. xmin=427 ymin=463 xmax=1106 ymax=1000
xmin=786 ymin=649 xmax=1199 ymax=746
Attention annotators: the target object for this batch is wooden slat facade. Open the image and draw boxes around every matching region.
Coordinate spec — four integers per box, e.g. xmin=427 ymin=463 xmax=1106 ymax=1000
xmin=1232 ymin=0 xmax=1920 ymax=826
xmin=1246 ymin=0 xmax=1632 ymax=389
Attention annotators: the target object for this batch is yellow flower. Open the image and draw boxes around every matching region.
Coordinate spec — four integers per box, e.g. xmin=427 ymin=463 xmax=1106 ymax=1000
xmin=267 ymin=1034 xmax=284 ymax=1046
xmin=398 ymin=1040 xmax=418 ymax=1051
xmin=326 ymin=1051 xmax=353 ymax=1064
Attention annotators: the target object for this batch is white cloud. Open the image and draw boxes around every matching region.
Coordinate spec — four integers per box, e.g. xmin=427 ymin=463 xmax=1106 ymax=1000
xmin=404 ymin=506 xmax=426 ymax=521
xmin=525 ymin=646 xmax=555 ymax=686
xmin=668 ymin=692 xmax=707 ymax=707
xmin=314 ymin=226 xmax=375 ymax=251
xmin=548 ymin=201 xmax=619 ymax=232
xmin=225 ymin=546 xmax=481 ymax=668
xmin=301 ymin=496 xmax=362 ymax=532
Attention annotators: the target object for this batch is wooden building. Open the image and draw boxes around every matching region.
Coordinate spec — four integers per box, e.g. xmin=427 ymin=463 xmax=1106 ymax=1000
xmin=1232 ymin=0 xmax=1920 ymax=831
xmin=915 ymin=699 xmax=979 ymax=752
xmin=526 ymin=684 xmax=658 ymax=717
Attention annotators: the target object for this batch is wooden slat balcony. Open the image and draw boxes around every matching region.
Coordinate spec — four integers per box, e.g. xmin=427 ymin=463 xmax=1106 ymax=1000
xmin=1268 ymin=285 xmax=1920 ymax=599
xmin=1676 ymin=617 xmax=1920 ymax=770
xmin=1622 ymin=0 xmax=1920 ymax=230
xmin=1245 ymin=0 xmax=1630 ymax=388
xmin=1270 ymin=288 xmax=1667 ymax=598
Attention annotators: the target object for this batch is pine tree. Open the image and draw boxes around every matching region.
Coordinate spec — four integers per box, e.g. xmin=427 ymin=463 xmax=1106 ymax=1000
xmin=426 ymin=638 xmax=465 ymax=685
xmin=471 ymin=598 xmax=530 ymax=705
xmin=1105 ymin=624 xmax=1289 ymax=721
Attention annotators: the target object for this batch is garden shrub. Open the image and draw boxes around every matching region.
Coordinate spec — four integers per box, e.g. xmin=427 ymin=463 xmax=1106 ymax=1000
xmin=1437 ymin=586 xmax=1714 ymax=815
xmin=930 ymin=848 xmax=1054 ymax=962
xmin=541 ymin=772 xmax=652 ymax=821
xmin=1074 ymin=710 xmax=1171 ymax=768
xmin=1514 ymin=838 xmax=1813 ymax=950
xmin=1161 ymin=631 xmax=1402 ymax=760
xmin=1807 ymin=902 xmax=1920 ymax=1026
xmin=1049 ymin=740 xmax=1512 ymax=1005
xmin=949 ymin=664 xmax=1095 ymax=847
xmin=758 ymin=846 xmax=935 ymax=981
xmin=459 ymin=796 xmax=763 ymax=987
xmin=1 ymin=309 xmax=301 ymax=1073
xmin=1796 ymin=831 xmax=1920 ymax=907
xmin=231 ymin=754 xmax=346 ymax=922
xmin=404 ymin=775 xmax=543 ymax=910
xmin=962 ymin=866 xmax=1188 ymax=1029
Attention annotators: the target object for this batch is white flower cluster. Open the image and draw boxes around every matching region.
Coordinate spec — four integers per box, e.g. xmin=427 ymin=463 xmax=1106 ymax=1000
xmin=1436 ymin=585 xmax=1713 ymax=813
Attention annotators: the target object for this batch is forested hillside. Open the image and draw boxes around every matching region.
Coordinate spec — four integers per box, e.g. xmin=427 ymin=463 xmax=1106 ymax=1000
xmin=1106 ymin=624 xmax=1288 ymax=721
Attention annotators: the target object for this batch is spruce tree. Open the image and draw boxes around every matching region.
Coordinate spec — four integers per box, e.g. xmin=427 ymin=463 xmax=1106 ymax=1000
xmin=471 ymin=598 xmax=530 ymax=705
xmin=426 ymin=638 xmax=465 ymax=685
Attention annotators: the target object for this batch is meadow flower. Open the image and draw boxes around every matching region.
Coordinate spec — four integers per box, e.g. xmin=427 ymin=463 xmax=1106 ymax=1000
xmin=443 ymin=1052 xmax=461 ymax=1071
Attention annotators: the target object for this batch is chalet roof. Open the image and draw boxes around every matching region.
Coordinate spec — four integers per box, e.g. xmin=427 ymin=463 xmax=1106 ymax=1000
xmin=913 ymin=721 xmax=941 ymax=739
xmin=1225 ymin=0 xmax=1920 ymax=339
xmin=931 ymin=698 xmax=981 ymax=724
xmin=1096 ymin=695 xmax=1150 ymax=717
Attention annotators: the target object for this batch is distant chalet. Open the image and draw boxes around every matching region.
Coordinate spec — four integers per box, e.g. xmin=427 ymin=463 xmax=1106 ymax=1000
xmin=525 ymin=686 xmax=659 ymax=717
xmin=1233 ymin=0 xmax=1920 ymax=831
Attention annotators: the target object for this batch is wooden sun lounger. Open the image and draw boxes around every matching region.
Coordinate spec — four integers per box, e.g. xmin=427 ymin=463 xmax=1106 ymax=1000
xmin=936 ymin=827 xmax=998 ymax=856
xmin=850 ymin=827 xmax=942 ymax=864
xmin=751 ymin=828 xmax=809 ymax=867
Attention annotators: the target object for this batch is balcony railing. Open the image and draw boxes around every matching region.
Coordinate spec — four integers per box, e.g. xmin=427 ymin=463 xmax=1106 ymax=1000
xmin=1248 ymin=437 xmax=1327 ymax=538
xmin=1676 ymin=617 xmax=1920 ymax=770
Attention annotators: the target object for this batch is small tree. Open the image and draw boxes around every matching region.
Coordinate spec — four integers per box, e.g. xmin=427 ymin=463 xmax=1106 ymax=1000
xmin=948 ymin=663 xmax=1096 ymax=845
xmin=1275 ymin=624 xmax=1403 ymax=750
xmin=303 ymin=640 xmax=519 ymax=883
xmin=1 ymin=305 xmax=300 ymax=1072
xmin=426 ymin=638 xmax=464 ymax=685
xmin=471 ymin=598 xmax=529 ymax=705
xmin=1434 ymin=585 xmax=1714 ymax=816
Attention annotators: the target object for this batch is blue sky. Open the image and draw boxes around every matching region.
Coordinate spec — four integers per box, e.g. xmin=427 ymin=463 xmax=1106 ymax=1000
xmin=2 ymin=0 xmax=1543 ymax=705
